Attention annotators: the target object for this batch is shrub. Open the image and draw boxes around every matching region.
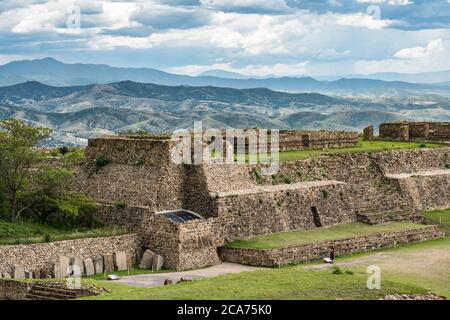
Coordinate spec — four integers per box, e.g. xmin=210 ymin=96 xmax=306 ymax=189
xmin=419 ymin=143 xmax=427 ymax=148
xmin=44 ymin=234 xmax=52 ymax=243
xmin=95 ymin=155 xmax=110 ymax=167
xmin=251 ymin=168 xmax=263 ymax=184
xmin=115 ymin=202 xmax=127 ymax=209
xmin=445 ymin=164 xmax=450 ymax=169
xmin=331 ymin=266 xmax=343 ymax=275
xmin=59 ymin=146 xmax=70 ymax=156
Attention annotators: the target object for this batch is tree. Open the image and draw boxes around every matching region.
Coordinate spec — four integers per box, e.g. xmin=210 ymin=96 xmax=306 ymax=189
xmin=24 ymin=167 xmax=97 ymax=223
xmin=0 ymin=119 xmax=51 ymax=222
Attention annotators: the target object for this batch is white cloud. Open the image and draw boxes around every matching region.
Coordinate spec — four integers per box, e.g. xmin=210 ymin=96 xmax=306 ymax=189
xmin=356 ymin=0 xmax=413 ymax=5
xmin=337 ymin=13 xmax=394 ymax=29
xmin=167 ymin=61 xmax=310 ymax=77
xmin=200 ymin=0 xmax=290 ymax=12
xmin=393 ymin=38 xmax=445 ymax=59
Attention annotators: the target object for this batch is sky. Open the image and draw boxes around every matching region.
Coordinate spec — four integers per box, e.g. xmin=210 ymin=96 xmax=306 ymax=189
xmin=0 ymin=0 xmax=449 ymax=77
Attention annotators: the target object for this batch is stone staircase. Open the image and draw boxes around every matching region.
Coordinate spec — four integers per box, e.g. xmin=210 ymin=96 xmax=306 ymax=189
xmin=353 ymin=178 xmax=414 ymax=225
xmin=25 ymin=284 xmax=86 ymax=300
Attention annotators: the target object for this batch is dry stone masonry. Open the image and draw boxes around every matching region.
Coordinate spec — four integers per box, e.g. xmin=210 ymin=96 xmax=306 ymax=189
xmin=2 ymin=128 xmax=448 ymax=273
xmin=69 ymin=133 xmax=450 ymax=270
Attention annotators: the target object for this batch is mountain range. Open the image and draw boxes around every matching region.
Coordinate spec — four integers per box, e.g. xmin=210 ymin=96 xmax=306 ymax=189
xmin=1 ymin=80 xmax=449 ymax=146
xmin=1 ymin=58 xmax=449 ymax=96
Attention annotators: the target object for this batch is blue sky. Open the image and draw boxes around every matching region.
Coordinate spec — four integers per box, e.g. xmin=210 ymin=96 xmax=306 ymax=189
xmin=0 ymin=0 xmax=449 ymax=76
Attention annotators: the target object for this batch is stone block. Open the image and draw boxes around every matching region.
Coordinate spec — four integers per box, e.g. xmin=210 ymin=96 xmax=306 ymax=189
xmin=363 ymin=125 xmax=374 ymax=141
xmin=13 ymin=265 xmax=26 ymax=279
xmin=71 ymin=257 xmax=85 ymax=276
xmin=3 ymin=272 xmax=11 ymax=279
xmin=54 ymin=255 xmax=70 ymax=279
xmin=33 ymin=270 xmax=41 ymax=279
xmin=139 ymin=250 xmax=155 ymax=269
xmin=84 ymin=258 xmax=95 ymax=276
xmin=114 ymin=252 xmax=128 ymax=271
xmin=93 ymin=255 xmax=104 ymax=274
xmin=103 ymin=253 xmax=115 ymax=273
xmin=152 ymin=255 xmax=164 ymax=271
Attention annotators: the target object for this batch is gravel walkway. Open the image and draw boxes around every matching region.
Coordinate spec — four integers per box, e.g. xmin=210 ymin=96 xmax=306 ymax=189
xmin=115 ymin=263 xmax=262 ymax=288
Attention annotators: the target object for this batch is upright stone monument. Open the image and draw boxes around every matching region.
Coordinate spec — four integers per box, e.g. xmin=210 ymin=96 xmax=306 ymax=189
xmin=84 ymin=258 xmax=95 ymax=276
xmin=114 ymin=252 xmax=128 ymax=271
xmin=71 ymin=257 xmax=85 ymax=276
xmin=13 ymin=265 xmax=26 ymax=279
xmin=139 ymin=250 xmax=155 ymax=269
xmin=103 ymin=253 xmax=115 ymax=273
xmin=152 ymin=255 xmax=164 ymax=271
xmin=54 ymin=255 xmax=70 ymax=278
xmin=363 ymin=125 xmax=374 ymax=141
xmin=93 ymin=255 xmax=104 ymax=274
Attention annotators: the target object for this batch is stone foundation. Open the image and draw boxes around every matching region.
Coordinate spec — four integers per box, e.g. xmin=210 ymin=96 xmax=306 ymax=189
xmin=219 ymin=225 xmax=444 ymax=267
xmin=0 ymin=234 xmax=138 ymax=275
xmin=380 ymin=122 xmax=450 ymax=141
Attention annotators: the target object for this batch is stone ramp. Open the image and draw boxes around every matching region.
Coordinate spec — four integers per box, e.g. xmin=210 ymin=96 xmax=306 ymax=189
xmin=115 ymin=263 xmax=262 ymax=288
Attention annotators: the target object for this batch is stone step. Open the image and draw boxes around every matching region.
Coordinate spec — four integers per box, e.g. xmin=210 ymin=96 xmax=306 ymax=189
xmin=28 ymin=288 xmax=78 ymax=300
xmin=24 ymin=293 xmax=61 ymax=301
xmin=31 ymin=285 xmax=79 ymax=297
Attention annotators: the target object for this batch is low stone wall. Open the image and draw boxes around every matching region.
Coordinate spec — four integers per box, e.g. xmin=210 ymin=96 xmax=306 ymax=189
xmin=219 ymin=225 xmax=444 ymax=267
xmin=380 ymin=122 xmax=450 ymax=141
xmin=0 ymin=234 xmax=138 ymax=275
xmin=0 ymin=280 xmax=30 ymax=300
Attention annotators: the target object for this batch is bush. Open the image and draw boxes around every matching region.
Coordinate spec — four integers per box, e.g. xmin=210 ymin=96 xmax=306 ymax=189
xmin=251 ymin=168 xmax=263 ymax=184
xmin=95 ymin=155 xmax=110 ymax=167
xmin=419 ymin=144 xmax=427 ymax=148
xmin=331 ymin=266 xmax=343 ymax=275
xmin=44 ymin=234 xmax=52 ymax=242
xmin=445 ymin=164 xmax=450 ymax=169
xmin=59 ymin=146 xmax=70 ymax=156
xmin=115 ymin=202 xmax=127 ymax=209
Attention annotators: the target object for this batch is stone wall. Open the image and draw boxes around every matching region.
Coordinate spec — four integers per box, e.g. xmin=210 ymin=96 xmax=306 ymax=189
xmin=213 ymin=181 xmax=354 ymax=241
xmin=380 ymin=122 xmax=450 ymax=141
xmin=386 ymin=170 xmax=450 ymax=212
xmin=219 ymin=225 xmax=444 ymax=267
xmin=78 ymin=138 xmax=450 ymax=271
xmin=0 ymin=280 xmax=30 ymax=300
xmin=0 ymin=234 xmax=138 ymax=275
xmin=146 ymin=215 xmax=221 ymax=270
xmin=95 ymin=205 xmax=220 ymax=270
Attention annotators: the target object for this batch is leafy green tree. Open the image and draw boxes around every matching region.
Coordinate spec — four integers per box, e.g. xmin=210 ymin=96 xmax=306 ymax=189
xmin=20 ymin=167 xmax=96 ymax=223
xmin=0 ymin=119 xmax=51 ymax=222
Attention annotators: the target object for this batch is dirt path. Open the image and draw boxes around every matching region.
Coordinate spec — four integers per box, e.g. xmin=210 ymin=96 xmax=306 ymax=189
xmin=116 ymin=263 xmax=263 ymax=288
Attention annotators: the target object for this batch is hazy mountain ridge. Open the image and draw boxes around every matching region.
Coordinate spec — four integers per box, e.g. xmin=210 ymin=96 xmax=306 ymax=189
xmin=1 ymin=80 xmax=449 ymax=146
xmin=1 ymin=58 xmax=449 ymax=96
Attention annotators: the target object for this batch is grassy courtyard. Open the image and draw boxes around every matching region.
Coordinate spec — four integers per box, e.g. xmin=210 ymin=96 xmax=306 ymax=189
xmin=232 ymin=139 xmax=446 ymax=162
xmin=226 ymin=221 xmax=427 ymax=249
xmin=0 ymin=219 xmax=126 ymax=245
xmin=80 ymin=209 xmax=450 ymax=300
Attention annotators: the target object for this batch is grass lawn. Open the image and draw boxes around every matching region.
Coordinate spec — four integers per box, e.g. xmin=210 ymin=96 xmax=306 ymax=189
xmin=81 ymin=266 xmax=426 ymax=300
xmin=423 ymin=208 xmax=450 ymax=234
xmin=230 ymin=139 xmax=445 ymax=163
xmin=226 ymin=221 xmax=427 ymax=249
xmin=0 ymin=219 xmax=126 ymax=245
xmin=79 ymin=209 xmax=450 ymax=300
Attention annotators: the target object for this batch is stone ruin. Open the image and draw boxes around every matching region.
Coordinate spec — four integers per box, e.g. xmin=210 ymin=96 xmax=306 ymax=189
xmin=73 ymin=128 xmax=450 ymax=271
xmin=379 ymin=121 xmax=450 ymax=142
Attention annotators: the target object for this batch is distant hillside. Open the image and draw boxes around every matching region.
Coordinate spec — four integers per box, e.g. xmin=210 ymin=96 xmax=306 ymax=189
xmin=1 ymin=58 xmax=448 ymax=95
xmin=1 ymin=80 xmax=446 ymax=146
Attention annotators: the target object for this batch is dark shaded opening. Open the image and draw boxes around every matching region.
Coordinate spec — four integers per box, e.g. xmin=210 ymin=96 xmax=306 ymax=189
xmin=311 ymin=206 xmax=322 ymax=227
